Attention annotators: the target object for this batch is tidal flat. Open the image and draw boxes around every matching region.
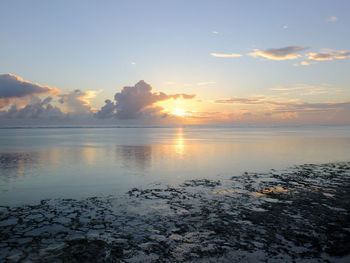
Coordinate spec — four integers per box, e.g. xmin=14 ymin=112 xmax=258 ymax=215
xmin=1 ymin=162 xmax=350 ymax=262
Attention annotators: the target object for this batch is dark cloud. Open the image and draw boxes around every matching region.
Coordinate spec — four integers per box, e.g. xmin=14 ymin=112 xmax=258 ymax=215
xmin=96 ymin=80 xmax=195 ymax=119
xmin=0 ymin=73 xmax=58 ymax=100
xmin=94 ymin=99 xmax=115 ymax=119
xmin=249 ymin=46 xmax=309 ymax=60
xmin=0 ymin=96 xmax=64 ymax=120
xmin=0 ymin=76 xmax=196 ymax=124
xmin=113 ymin=80 xmax=167 ymax=119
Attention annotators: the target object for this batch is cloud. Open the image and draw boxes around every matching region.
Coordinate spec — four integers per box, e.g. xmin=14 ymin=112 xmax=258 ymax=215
xmin=164 ymin=81 xmax=176 ymax=85
xmin=248 ymin=46 xmax=309 ymax=60
xmin=282 ymin=25 xmax=288 ymax=29
xmin=58 ymin=89 xmax=98 ymax=114
xmin=328 ymin=16 xmax=338 ymax=22
xmin=269 ymin=84 xmax=340 ymax=95
xmin=94 ymin=99 xmax=115 ymax=119
xmin=299 ymin=61 xmax=312 ymax=66
xmin=307 ymin=49 xmax=350 ymax=61
xmin=270 ymin=87 xmax=299 ymax=91
xmin=179 ymin=94 xmax=196 ymax=99
xmin=0 ymin=76 xmax=196 ymax=124
xmin=0 ymin=96 xmax=64 ymax=120
xmin=214 ymin=95 xmax=350 ymax=124
xmin=215 ymin=95 xmax=350 ymax=113
xmin=196 ymin=81 xmax=216 ymax=86
xmin=212 ymin=31 xmax=219 ymax=34
xmin=215 ymin=97 xmax=266 ymax=104
xmin=0 ymin=73 xmax=58 ymax=108
xmin=0 ymin=98 xmax=11 ymax=109
xmin=211 ymin=53 xmax=242 ymax=58
xmin=293 ymin=61 xmax=314 ymax=66
xmin=2 ymin=74 xmax=348 ymax=125
xmin=96 ymin=80 xmax=196 ymax=120
xmin=270 ymin=101 xmax=350 ymax=115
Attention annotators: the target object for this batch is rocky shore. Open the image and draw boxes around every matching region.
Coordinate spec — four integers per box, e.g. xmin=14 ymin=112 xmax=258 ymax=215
xmin=1 ymin=162 xmax=350 ymax=262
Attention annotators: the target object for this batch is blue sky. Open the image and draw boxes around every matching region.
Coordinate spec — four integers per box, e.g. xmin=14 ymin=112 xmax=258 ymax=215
xmin=1 ymin=0 xmax=350 ymax=124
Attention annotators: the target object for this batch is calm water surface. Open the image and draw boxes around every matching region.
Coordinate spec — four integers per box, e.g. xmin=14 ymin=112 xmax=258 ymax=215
xmin=1 ymin=126 xmax=350 ymax=205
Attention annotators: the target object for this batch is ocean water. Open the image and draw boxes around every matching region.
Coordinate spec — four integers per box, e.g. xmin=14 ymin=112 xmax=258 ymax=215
xmin=1 ymin=125 xmax=350 ymax=206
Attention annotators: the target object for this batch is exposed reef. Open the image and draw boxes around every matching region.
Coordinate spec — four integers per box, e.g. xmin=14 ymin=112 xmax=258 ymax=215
xmin=1 ymin=162 xmax=350 ymax=262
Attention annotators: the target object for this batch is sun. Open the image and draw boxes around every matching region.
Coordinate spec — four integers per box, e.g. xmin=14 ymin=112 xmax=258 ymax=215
xmin=172 ymin=108 xmax=188 ymax=117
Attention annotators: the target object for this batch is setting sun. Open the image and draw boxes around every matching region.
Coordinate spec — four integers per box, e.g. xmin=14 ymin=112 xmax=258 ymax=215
xmin=172 ymin=108 xmax=188 ymax=117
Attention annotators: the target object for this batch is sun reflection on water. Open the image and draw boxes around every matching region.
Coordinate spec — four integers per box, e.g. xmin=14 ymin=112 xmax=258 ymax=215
xmin=81 ymin=147 xmax=97 ymax=165
xmin=175 ymin=127 xmax=185 ymax=156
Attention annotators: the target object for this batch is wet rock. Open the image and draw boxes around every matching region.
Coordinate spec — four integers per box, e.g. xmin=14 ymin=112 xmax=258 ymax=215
xmin=0 ymin=217 xmax=18 ymax=227
xmin=169 ymin=234 xmax=183 ymax=242
xmin=53 ymin=217 xmax=71 ymax=225
xmin=181 ymin=179 xmax=221 ymax=188
xmin=0 ymin=162 xmax=350 ymax=262
xmin=125 ymin=251 xmax=159 ymax=263
xmin=25 ymin=224 xmax=69 ymax=236
xmin=40 ymin=243 xmax=67 ymax=256
xmin=24 ymin=213 xmax=44 ymax=222
xmin=13 ymin=237 xmax=32 ymax=245
xmin=6 ymin=251 xmax=24 ymax=262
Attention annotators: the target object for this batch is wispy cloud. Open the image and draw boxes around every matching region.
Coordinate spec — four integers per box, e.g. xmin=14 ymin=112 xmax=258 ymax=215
xmin=293 ymin=61 xmax=315 ymax=66
xmin=249 ymin=46 xmax=349 ymax=65
xmin=270 ymin=87 xmax=303 ymax=92
xmin=270 ymin=84 xmax=341 ymax=96
xmin=328 ymin=16 xmax=338 ymax=22
xmin=215 ymin=95 xmax=350 ymax=114
xmin=211 ymin=53 xmax=242 ymax=58
xmin=215 ymin=95 xmax=350 ymax=117
xmin=282 ymin=25 xmax=288 ymax=29
xmin=214 ymin=97 xmax=266 ymax=104
xmin=248 ymin=46 xmax=309 ymax=60
xmin=300 ymin=61 xmax=312 ymax=66
xmin=212 ymin=31 xmax=219 ymax=34
xmin=196 ymin=81 xmax=216 ymax=86
xmin=272 ymin=101 xmax=350 ymax=113
xmin=307 ymin=49 xmax=350 ymax=61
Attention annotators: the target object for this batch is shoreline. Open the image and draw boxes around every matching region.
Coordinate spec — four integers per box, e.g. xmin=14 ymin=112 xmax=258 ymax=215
xmin=1 ymin=162 xmax=350 ymax=262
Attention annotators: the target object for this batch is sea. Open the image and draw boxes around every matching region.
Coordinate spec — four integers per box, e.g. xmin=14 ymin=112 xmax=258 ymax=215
xmin=1 ymin=125 xmax=350 ymax=206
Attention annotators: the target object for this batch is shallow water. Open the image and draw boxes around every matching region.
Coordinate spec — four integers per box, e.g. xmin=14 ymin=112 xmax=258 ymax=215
xmin=1 ymin=125 xmax=350 ymax=205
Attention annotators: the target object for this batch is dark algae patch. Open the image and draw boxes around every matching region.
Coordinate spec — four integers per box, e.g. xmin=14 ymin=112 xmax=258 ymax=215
xmin=1 ymin=162 xmax=349 ymax=262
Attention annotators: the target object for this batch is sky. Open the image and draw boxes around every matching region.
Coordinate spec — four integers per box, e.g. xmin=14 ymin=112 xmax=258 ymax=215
xmin=1 ymin=0 xmax=350 ymax=125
